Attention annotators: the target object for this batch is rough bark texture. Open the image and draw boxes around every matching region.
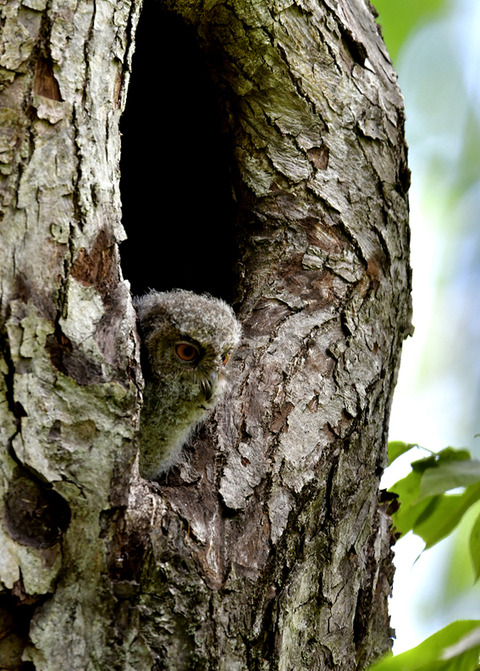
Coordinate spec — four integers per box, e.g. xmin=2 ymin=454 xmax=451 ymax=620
xmin=0 ymin=0 xmax=411 ymax=670
xmin=0 ymin=0 xmax=143 ymax=667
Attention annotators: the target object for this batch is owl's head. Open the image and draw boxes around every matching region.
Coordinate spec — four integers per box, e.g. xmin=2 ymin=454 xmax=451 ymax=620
xmin=134 ymin=290 xmax=242 ymax=405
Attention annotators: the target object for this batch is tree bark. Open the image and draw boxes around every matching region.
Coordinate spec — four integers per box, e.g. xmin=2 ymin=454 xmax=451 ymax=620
xmin=0 ymin=0 xmax=411 ymax=670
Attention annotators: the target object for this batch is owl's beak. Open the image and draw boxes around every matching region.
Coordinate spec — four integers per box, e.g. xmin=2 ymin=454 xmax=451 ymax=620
xmin=201 ymin=371 xmax=218 ymax=401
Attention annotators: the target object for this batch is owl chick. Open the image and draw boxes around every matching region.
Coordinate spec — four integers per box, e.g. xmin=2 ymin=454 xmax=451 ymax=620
xmin=134 ymin=289 xmax=241 ymax=480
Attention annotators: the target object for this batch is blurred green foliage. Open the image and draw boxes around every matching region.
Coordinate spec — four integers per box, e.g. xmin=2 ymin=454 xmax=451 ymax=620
xmin=372 ymin=0 xmax=449 ymax=63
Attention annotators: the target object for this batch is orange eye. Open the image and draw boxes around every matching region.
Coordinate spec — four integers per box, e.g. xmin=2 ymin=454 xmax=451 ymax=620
xmin=222 ymin=352 xmax=230 ymax=366
xmin=175 ymin=342 xmax=200 ymax=363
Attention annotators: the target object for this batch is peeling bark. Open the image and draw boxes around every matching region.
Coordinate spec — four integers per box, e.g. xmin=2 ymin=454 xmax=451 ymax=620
xmin=0 ymin=0 xmax=411 ymax=670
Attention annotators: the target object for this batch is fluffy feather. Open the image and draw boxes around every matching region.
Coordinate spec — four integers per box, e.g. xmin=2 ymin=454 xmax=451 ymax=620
xmin=134 ymin=289 xmax=241 ymax=479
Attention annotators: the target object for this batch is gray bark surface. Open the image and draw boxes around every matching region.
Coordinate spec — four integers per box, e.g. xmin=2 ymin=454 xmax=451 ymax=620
xmin=0 ymin=0 xmax=411 ymax=670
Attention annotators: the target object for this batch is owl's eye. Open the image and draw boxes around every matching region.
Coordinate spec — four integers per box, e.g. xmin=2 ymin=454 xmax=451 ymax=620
xmin=175 ymin=342 xmax=200 ymax=363
xmin=222 ymin=352 xmax=230 ymax=366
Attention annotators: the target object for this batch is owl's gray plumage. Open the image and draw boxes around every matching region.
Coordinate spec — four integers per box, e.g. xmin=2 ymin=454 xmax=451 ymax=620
xmin=134 ymin=289 xmax=241 ymax=480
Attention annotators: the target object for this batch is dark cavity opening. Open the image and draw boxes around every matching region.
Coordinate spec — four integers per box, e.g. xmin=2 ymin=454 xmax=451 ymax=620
xmin=120 ymin=4 xmax=237 ymax=303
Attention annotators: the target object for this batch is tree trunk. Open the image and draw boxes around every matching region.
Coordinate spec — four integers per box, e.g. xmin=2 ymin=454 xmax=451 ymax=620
xmin=0 ymin=0 xmax=411 ymax=669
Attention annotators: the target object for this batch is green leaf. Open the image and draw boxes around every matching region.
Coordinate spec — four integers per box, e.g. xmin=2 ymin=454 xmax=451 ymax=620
xmin=469 ymin=512 xmax=480 ymax=582
xmin=388 ymin=441 xmax=419 ymax=466
xmin=368 ymin=620 xmax=480 ymax=671
xmin=413 ymin=483 xmax=480 ymax=549
xmin=389 ymin=448 xmax=480 ymax=545
xmin=441 ymin=624 xmax=480 ymax=660
xmin=388 ymin=467 xmax=442 ymax=537
xmin=419 ymin=453 xmax=480 ymax=499
xmin=411 ymin=448 xmax=471 ymax=472
xmin=390 ymin=447 xmax=479 ymax=501
xmin=389 ymin=468 xmax=440 ymax=538
xmin=388 ymin=468 xmax=422 ymax=536
xmin=431 ymin=447 xmax=472 ymax=462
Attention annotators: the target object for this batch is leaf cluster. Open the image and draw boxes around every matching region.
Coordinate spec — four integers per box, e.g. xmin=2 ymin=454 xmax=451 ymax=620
xmin=388 ymin=441 xmax=480 ymax=575
xmin=368 ymin=442 xmax=480 ymax=671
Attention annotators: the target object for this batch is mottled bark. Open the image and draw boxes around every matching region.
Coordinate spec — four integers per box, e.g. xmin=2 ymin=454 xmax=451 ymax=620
xmin=0 ymin=0 xmax=411 ymax=670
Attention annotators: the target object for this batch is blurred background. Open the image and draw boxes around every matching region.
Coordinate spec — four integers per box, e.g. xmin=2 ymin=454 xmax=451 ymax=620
xmin=373 ymin=0 xmax=480 ymax=653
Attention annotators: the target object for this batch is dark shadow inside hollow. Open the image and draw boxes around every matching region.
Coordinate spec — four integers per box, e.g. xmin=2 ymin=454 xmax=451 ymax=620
xmin=120 ymin=3 xmax=238 ymax=303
